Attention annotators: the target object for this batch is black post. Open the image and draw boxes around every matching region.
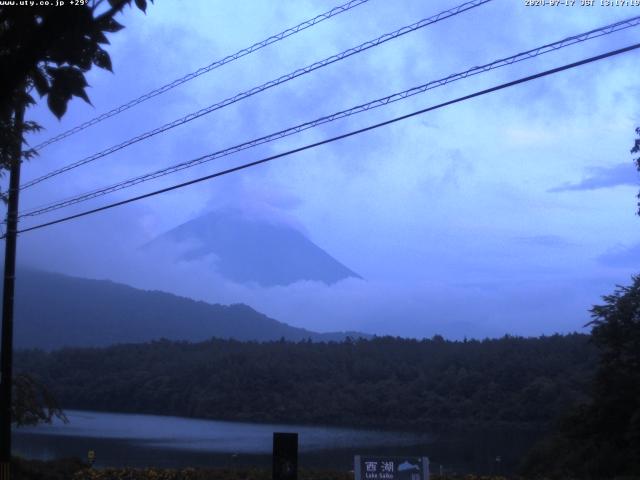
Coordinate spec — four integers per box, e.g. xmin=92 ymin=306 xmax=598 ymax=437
xmin=273 ymin=432 xmax=298 ymax=480
xmin=0 ymin=103 xmax=24 ymax=479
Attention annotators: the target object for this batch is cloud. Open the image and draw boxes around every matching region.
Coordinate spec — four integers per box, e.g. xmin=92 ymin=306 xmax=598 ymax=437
xmin=598 ymin=242 xmax=640 ymax=268
xmin=514 ymin=235 xmax=572 ymax=247
xmin=10 ymin=0 xmax=640 ymax=343
xmin=548 ymin=163 xmax=638 ymax=193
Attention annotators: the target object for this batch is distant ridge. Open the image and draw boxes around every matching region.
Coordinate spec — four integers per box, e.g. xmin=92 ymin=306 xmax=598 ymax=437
xmin=13 ymin=269 xmax=369 ymax=350
xmin=144 ymin=209 xmax=362 ymax=286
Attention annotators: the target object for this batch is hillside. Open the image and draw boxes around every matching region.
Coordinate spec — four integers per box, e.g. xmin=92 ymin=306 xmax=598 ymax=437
xmin=17 ymin=334 xmax=597 ymax=431
xmin=13 ymin=269 xmax=366 ymax=350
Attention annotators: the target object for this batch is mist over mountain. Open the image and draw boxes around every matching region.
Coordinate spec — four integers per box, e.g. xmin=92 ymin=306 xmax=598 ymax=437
xmin=143 ymin=208 xmax=361 ymax=287
xmin=13 ymin=269 xmax=367 ymax=350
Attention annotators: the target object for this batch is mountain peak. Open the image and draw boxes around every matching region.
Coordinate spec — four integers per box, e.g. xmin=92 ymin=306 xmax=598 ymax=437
xmin=145 ymin=208 xmax=361 ymax=287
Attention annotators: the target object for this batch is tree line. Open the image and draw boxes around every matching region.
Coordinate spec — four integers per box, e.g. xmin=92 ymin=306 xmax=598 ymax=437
xmin=16 ymin=333 xmax=596 ymax=432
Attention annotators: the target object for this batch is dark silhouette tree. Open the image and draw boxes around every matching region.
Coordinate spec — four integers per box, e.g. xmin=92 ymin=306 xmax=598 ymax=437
xmin=583 ymin=277 xmax=640 ymax=476
xmin=633 ymin=126 xmax=640 ymax=214
xmin=0 ymin=0 xmax=153 ymax=197
xmin=0 ymin=3 xmax=153 ymax=474
xmin=522 ymin=278 xmax=640 ymax=479
xmin=12 ymin=374 xmax=66 ymax=427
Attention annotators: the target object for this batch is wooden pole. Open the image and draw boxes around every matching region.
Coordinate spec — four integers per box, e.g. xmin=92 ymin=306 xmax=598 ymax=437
xmin=0 ymin=102 xmax=25 ymax=479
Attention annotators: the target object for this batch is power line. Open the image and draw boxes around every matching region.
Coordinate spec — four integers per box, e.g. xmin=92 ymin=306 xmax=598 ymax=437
xmin=18 ymin=14 xmax=640 ymax=219
xmin=31 ymin=0 xmax=372 ymax=152
xmin=12 ymin=42 xmax=640 ymax=238
xmin=20 ymin=0 xmax=492 ymax=190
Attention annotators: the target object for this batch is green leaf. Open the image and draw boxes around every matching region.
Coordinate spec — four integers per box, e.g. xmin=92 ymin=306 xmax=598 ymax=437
xmin=94 ymin=30 xmax=110 ymax=45
xmin=23 ymin=121 xmax=43 ymax=134
xmin=47 ymin=92 xmax=67 ymax=119
xmin=93 ymin=48 xmax=113 ymax=72
xmin=24 ymin=93 xmax=35 ymax=106
xmin=134 ymin=0 xmax=147 ymax=12
xmin=48 ymin=66 xmax=88 ymax=89
xmin=31 ymin=68 xmax=49 ymax=97
xmin=77 ymin=47 xmax=94 ymax=71
xmin=75 ymin=87 xmax=92 ymax=105
xmin=101 ymin=17 xmax=124 ymax=33
xmin=47 ymin=66 xmax=91 ymax=114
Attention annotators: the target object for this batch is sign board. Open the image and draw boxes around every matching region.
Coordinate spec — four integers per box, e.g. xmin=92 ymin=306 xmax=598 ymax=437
xmin=354 ymin=456 xmax=429 ymax=480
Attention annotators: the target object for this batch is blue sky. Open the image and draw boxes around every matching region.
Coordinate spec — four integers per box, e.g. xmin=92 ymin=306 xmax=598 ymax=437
xmin=10 ymin=0 xmax=640 ymax=338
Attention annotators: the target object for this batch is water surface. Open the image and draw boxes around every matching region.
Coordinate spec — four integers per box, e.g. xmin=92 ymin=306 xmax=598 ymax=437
xmin=14 ymin=410 xmax=540 ymax=474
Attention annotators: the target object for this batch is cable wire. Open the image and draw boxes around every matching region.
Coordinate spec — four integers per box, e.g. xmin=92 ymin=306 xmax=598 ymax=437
xmin=12 ymin=42 xmax=640 ymax=237
xmin=31 ymin=0 xmax=372 ymax=151
xmin=18 ymin=14 xmax=640 ymax=219
xmin=20 ymin=0 xmax=492 ymax=190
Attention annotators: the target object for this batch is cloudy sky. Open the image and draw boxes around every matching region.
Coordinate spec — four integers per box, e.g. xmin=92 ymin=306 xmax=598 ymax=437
xmin=9 ymin=0 xmax=640 ymax=339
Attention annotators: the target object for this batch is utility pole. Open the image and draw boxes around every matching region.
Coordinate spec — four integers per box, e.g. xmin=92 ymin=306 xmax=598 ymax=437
xmin=0 ymin=102 xmax=25 ymax=479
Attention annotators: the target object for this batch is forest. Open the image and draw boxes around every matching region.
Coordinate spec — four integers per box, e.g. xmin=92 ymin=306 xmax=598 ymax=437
xmin=12 ymin=276 xmax=640 ymax=478
xmin=16 ymin=333 xmax=596 ymax=432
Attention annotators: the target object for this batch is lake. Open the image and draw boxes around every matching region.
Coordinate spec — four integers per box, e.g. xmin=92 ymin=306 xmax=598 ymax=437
xmin=14 ymin=410 xmax=541 ymax=474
